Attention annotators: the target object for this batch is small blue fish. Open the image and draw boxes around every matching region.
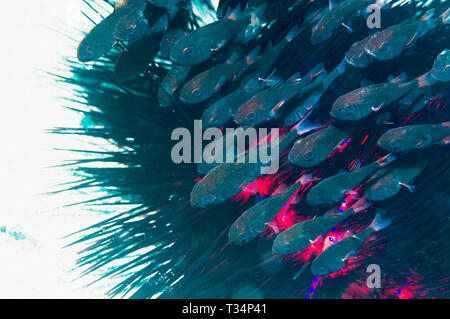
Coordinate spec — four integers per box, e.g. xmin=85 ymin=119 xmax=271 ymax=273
xmin=430 ymin=49 xmax=450 ymax=83
xmin=311 ymin=213 xmax=391 ymax=277
xmin=170 ymin=4 xmax=266 ymax=66
xmin=273 ymin=199 xmax=370 ymax=255
xmin=311 ymin=0 xmax=375 ymax=46
xmin=180 ymin=46 xmax=260 ymax=104
xmin=378 ymin=122 xmax=450 ymax=153
xmin=365 ymin=9 xmax=448 ymax=61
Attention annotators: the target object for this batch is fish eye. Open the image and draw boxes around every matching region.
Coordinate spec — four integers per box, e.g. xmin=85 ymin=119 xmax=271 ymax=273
xmin=389 ymin=140 xmax=401 ymax=150
xmin=183 ymin=47 xmax=194 ymax=57
xmin=304 ymin=152 xmax=315 ymax=161
xmin=127 ymin=25 xmax=136 ymax=37
xmin=201 ymin=194 xmax=216 ymax=206
xmin=380 ymin=42 xmax=391 ymax=53
xmin=82 ymin=50 xmax=94 ymax=61
xmin=192 ymin=88 xmax=202 ymax=97
xmin=237 ymin=233 xmax=249 ymax=243
xmin=210 ymin=118 xmax=219 ymax=127
xmin=246 ymin=112 xmax=256 ymax=123
xmin=343 ymin=107 xmax=354 ymax=116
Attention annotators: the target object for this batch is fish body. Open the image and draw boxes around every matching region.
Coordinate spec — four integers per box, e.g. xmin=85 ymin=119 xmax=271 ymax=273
xmin=191 ymin=116 xmax=321 ymax=208
xmin=362 ymin=149 xmax=445 ymax=201
xmin=200 ymin=82 xmax=267 ymax=128
xmin=180 ymin=47 xmax=259 ymax=104
xmin=243 ymin=25 xmax=303 ymax=83
xmin=330 ymin=80 xmax=417 ymax=121
xmin=199 ymin=27 xmax=303 ymax=128
xmin=233 ymin=81 xmax=306 ymax=126
xmin=284 ymin=61 xmax=346 ymax=126
xmin=158 ymin=64 xmax=191 ymax=107
xmin=378 ymin=122 xmax=450 ymax=153
xmin=273 ymin=208 xmax=355 ymax=255
xmin=365 ymin=10 xmax=441 ymax=61
xmin=307 ymin=155 xmax=394 ymax=205
xmin=430 ymin=49 xmax=450 ymax=82
xmin=289 ymin=126 xmax=352 ymax=167
xmin=311 ymin=213 xmax=391 ymax=277
xmin=197 ymin=128 xmax=251 ymax=175
xmin=113 ymin=0 xmax=151 ymax=42
xmin=77 ymin=6 xmax=133 ymax=62
xmin=234 ymin=64 xmax=324 ymax=126
xmin=396 ymin=85 xmax=432 ymax=115
xmin=170 ymin=5 xmax=266 ymax=66
xmin=191 ymin=130 xmax=299 ymax=208
xmin=160 ymin=29 xmax=186 ymax=58
xmin=228 ymin=181 xmax=302 ymax=245
xmin=311 ymin=0 xmax=374 ymax=45
xmin=345 ymin=36 xmax=374 ymax=68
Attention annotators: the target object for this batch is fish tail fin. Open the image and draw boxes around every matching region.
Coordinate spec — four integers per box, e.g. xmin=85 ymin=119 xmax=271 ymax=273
xmin=439 ymin=8 xmax=450 ymax=25
xmin=349 ymin=159 xmax=361 ymax=171
xmin=350 ymin=198 xmax=371 ymax=214
xmin=336 ymin=59 xmax=347 ymax=75
xmin=285 ymin=25 xmax=302 ymax=42
xmin=296 ymin=173 xmax=320 ymax=185
xmin=290 ymin=110 xmax=322 ymax=136
xmin=245 ymin=45 xmax=262 ymax=66
xmin=370 ymin=213 xmax=391 ymax=232
xmin=249 ymin=4 xmax=267 ymax=26
xmin=226 ymin=52 xmax=240 ymax=64
xmin=376 ymin=153 xmax=396 ymax=167
xmin=416 ymin=71 xmax=438 ymax=88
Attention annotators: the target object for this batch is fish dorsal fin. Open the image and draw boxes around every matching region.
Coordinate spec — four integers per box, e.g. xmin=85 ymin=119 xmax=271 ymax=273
xmin=361 ymin=78 xmax=374 ymax=87
xmin=421 ymin=8 xmax=435 ymax=22
xmin=389 ymin=72 xmax=408 ymax=84
xmin=349 ymin=159 xmax=362 ymax=171
xmin=399 ymin=182 xmax=416 ymax=193
xmin=289 ymin=72 xmax=302 ymax=83
xmin=226 ymin=5 xmax=242 ymax=21
xmin=329 ymin=0 xmax=336 ymax=11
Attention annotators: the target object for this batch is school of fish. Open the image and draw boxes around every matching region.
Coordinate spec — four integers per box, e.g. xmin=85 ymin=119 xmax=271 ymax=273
xmin=77 ymin=0 xmax=450 ymax=279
